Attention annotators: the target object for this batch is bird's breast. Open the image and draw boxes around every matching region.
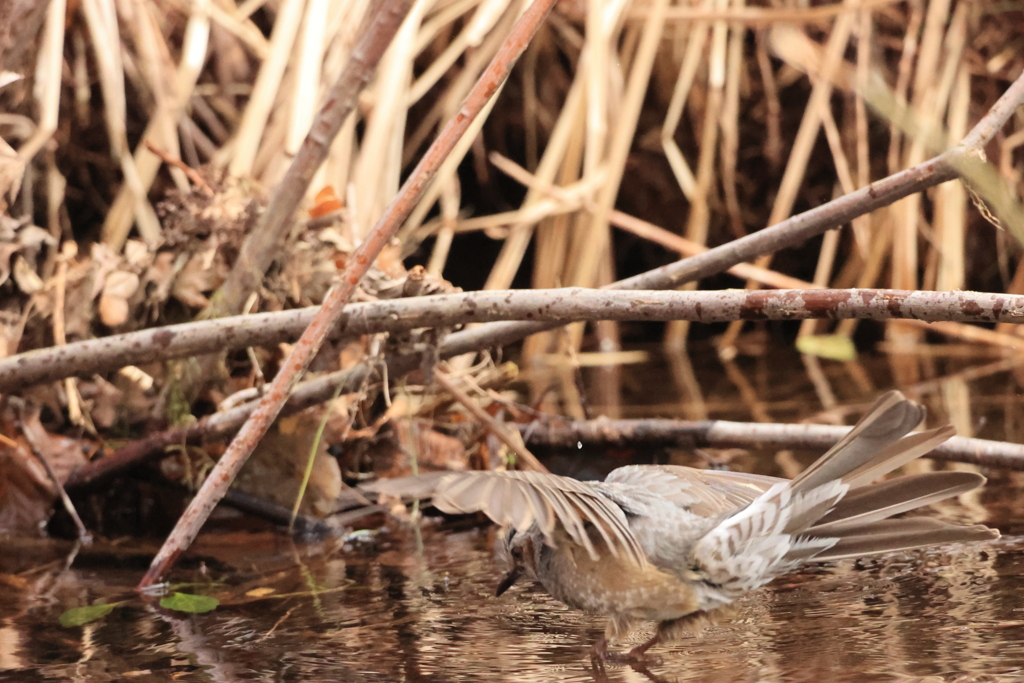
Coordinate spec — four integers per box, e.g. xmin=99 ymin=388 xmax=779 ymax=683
xmin=534 ymin=529 xmax=702 ymax=623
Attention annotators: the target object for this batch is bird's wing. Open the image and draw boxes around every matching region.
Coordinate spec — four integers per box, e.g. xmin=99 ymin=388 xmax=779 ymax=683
xmin=605 ymin=465 xmax=780 ymax=517
xmin=366 ymin=470 xmax=648 ymax=567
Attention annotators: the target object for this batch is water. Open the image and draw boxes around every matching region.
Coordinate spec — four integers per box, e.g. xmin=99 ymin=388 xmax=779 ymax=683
xmin=3 ymin=345 xmax=1024 ymax=682
xmin=1 ymin=524 xmax=1022 ymax=682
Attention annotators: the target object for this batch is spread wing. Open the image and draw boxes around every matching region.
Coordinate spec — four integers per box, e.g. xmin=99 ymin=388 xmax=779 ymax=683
xmin=605 ymin=465 xmax=779 ymax=517
xmin=364 ymin=470 xmax=648 ymax=567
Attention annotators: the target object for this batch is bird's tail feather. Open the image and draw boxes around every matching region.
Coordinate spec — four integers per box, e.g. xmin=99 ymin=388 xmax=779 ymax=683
xmin=803 ymin=517 xmax=997 ymax=562
xmin=790 ymin=390 xmax=925 ymax=493
xmin=779 ymin=391 xmax=999 ymax=562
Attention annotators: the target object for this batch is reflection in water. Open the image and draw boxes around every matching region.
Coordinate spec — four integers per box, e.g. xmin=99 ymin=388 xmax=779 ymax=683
xmin=1 ymin=524 xmax=1023 ymax=682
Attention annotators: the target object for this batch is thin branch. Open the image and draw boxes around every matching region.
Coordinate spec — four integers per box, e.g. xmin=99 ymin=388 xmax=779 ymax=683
xmin=645 ymin=0 xmax=903 ymax=24
xmin=138 ymin=0 xmax=559 ymax=589
xmin=518 ymin=418 xmax=1024 ymax=471
xmin=56 ymin=285 xmax=1024 ymax=487
xmin=433 ymin=367 xmax=548 ymax=473
xmin=17 ymin=410 xmax=92 ymax=545
xmin=66 ymin=362 xmax=377 ymax=489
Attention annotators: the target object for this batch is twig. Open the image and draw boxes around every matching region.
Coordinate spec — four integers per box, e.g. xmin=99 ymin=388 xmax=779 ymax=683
xmin=8 ymin=288 xmax=1024 ymax=391
xmin=138 ymin=0 xmax=558 ymax=589
xmin=52 ymin=284 xmax=1024 ymax=486
xmin=220 ymin=488 xmax=333 ymax=537
xmin=487 ymin=150 xmax=811 ymax=288
xmin=433 ymin=367 xmax=548 ymax=473
xmin=646 ymin=0 xmax=903 ymax=24
xmin=517 ymin=418 xmax=1024 ymax=471
xmin=51 ymin=241 xmax=91 ymax=433
xmin=16 ymin=412 xmax=92 ymax=545
xmin=142 ymin=140 xmax=214 ymax=195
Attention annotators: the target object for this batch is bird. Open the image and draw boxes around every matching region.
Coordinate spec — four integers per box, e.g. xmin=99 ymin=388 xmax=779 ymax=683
xmin=363 ymin=391 xmax=999 ymax=663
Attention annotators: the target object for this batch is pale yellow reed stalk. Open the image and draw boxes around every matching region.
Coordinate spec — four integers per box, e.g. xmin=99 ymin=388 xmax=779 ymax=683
xmin=228 ymin=0 xmax=307 ymax=177
xmin=101 ymin=0 xmax=211 ymax=248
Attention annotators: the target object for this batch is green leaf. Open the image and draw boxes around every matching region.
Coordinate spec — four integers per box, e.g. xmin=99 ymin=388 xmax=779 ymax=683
xmin=160 ymin=592 xmax=219 ymax=614
xmin=796 ymin=334 xmax=857 ymax=361
xmin=59 ymin=602 xmax=121 ymax=627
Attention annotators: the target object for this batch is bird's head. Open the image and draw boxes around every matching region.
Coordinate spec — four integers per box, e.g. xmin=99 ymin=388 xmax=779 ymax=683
xmin=495 ymin=526 xmax=540 ymax=596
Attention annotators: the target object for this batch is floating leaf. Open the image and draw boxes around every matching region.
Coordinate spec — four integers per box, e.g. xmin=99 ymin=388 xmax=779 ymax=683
xmin=160 ymin=592 xmax=219 ymax=614
xmin=60 ymin=601 xmax=122 ymax=627
xmin=796 ymin=334 xmax=857 ymax=361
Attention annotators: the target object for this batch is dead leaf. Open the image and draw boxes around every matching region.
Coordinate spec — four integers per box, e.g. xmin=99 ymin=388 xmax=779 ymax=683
xmin=236 ymin=408 xmax=342 ymax=516
xmin=20 ymin=411 xmax=90 ymax=484
xmin=0 ymin=451 xmax=52 ymax=535
xmin=0 ymin=71 xmax=22 ymax=90
xmin=88 ymin=243 xmax=123 ymax=300
xmin=123 ymin=239 xmax=152 ymax=268
xmin=0 ymin=150 xmax=25 ymax=207
xmin=374 ymin=241 xmax=406 ymax=279
xmin=0 ymin=413 xmax=90 ymax=536
xmin=80 ymin=376 xmax=125 ymax=429
xmin=172 ymin=248 xmax=225 ymax=308
xmin=142 ymin=251 xmax=176 ymax=307
xmin=98 ymin=271 xmax=140 ymax=326
xmin=17 ymin=225 xmax=56 ymax=251
xmin=378 ymin=418 xmax=469 ymax=478
xmin=0 ymin=242 xmax=20 ymax=288
xmin=11 ymin=255 xmax=43 ymax=293
xmin=309 ymin=186 xmax=344 ymax=217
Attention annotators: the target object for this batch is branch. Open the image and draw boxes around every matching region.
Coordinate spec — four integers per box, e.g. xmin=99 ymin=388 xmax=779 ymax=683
xmin=440 ymin=68 xmax=1024 ymax=355
xmin=137 ymin=0 xmax=559 ymax=589
xmin=57 ymin=286 xmax=1024 ymax=487
xmin=67 ymin=363 xmax=378 ymax=488
xmin=518 ymin=418 xmax=1024 ymax=470
xmin=8 ymin=288 xmax=1024 ymax=391
xmin=433 ymin=367 xmax=547 ymax=472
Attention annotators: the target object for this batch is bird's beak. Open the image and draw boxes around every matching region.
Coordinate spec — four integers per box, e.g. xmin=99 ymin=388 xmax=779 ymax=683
xmin=496 ymin=566 xmax=522 ymax=596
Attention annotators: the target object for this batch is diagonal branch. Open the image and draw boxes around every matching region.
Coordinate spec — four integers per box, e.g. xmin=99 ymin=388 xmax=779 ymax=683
xmin=440 ymin=68 xmax=1024 ymax=355
xmin=137 ymin=0 xmax=560 ymax=589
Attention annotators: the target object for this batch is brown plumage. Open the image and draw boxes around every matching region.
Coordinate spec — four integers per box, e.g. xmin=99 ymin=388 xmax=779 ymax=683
xmin=363 ymin=391 xmax=998 ymax=663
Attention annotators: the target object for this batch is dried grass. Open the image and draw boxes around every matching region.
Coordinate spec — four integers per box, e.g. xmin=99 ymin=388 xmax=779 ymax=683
xmin=0 ymin=0 xmax=1022 ymax=426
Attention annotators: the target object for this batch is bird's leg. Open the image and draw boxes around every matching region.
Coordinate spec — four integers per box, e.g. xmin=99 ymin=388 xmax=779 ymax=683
xmin=591 ymin=615 xmax=634 ymax=665
xmin=590 ymin=635 xmax=610 ymax=668
xmin=624 ymin=632 xmax=662 ymax=662
xmin=622 ymin=611 xmax=715 ymax=665
xmin=591 ymin=615 xmax=665 ymax=666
